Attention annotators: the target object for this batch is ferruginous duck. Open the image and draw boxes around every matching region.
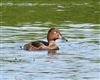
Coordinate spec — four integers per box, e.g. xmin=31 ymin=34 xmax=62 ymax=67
xmin=23 ymin=28 xmax=67 ymax=50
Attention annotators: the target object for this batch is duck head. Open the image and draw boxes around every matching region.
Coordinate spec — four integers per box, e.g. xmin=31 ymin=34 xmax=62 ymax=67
xmin=47 ymin=28 xmax=68 ymax=42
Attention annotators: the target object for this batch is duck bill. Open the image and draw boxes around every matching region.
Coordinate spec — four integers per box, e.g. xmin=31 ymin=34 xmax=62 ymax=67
xmin=59 ymin=34 xmax=68 ymax=42
xmin=62 ymin=37 xmax=68 ymax=42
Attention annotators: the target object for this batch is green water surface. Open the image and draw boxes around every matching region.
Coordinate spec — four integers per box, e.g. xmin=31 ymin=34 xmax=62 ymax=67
xmin=0 ymin=0 xmax=100 ymax=26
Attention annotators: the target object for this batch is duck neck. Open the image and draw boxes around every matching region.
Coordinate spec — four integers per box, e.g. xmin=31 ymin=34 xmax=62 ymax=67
xmin=48 ymin=40 xmax=57 ymax=50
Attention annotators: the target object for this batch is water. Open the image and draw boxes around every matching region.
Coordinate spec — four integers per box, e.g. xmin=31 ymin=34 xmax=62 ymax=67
xmin=0 ymin=0 xmax=100 ymax=80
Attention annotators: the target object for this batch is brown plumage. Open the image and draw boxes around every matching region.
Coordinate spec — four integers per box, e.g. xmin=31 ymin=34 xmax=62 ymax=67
xmin=23 ymin=28 xmax=67 ymax=50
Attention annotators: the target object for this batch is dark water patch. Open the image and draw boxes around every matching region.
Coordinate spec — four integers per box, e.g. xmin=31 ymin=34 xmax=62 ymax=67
xmin=1 ymin=1 xmax=100 ymax=26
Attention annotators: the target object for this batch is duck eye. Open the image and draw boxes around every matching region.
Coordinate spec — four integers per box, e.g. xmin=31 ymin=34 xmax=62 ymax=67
xmin=54 ymin=31 xmax=57 ymax=34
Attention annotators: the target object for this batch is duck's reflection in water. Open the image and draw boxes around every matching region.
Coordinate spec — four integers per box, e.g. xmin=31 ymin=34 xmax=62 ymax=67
xmin=48 ymin=50 xmax=57 ymax=58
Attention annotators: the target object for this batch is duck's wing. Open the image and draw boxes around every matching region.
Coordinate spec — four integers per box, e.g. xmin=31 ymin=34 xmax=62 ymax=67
xmin=31 ymin=41 xmax=49 ymax=47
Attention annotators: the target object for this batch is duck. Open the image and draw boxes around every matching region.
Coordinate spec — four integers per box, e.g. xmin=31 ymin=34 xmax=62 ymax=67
xmin=23 ymin=28 xmax=67 ymax=50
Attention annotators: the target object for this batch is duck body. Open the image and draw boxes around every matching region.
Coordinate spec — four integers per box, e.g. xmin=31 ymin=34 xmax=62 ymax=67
xmin=23 ymin=28 xmax=67 ymax=51
xmin=24 ymin=40 xmax=59 ymax=50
